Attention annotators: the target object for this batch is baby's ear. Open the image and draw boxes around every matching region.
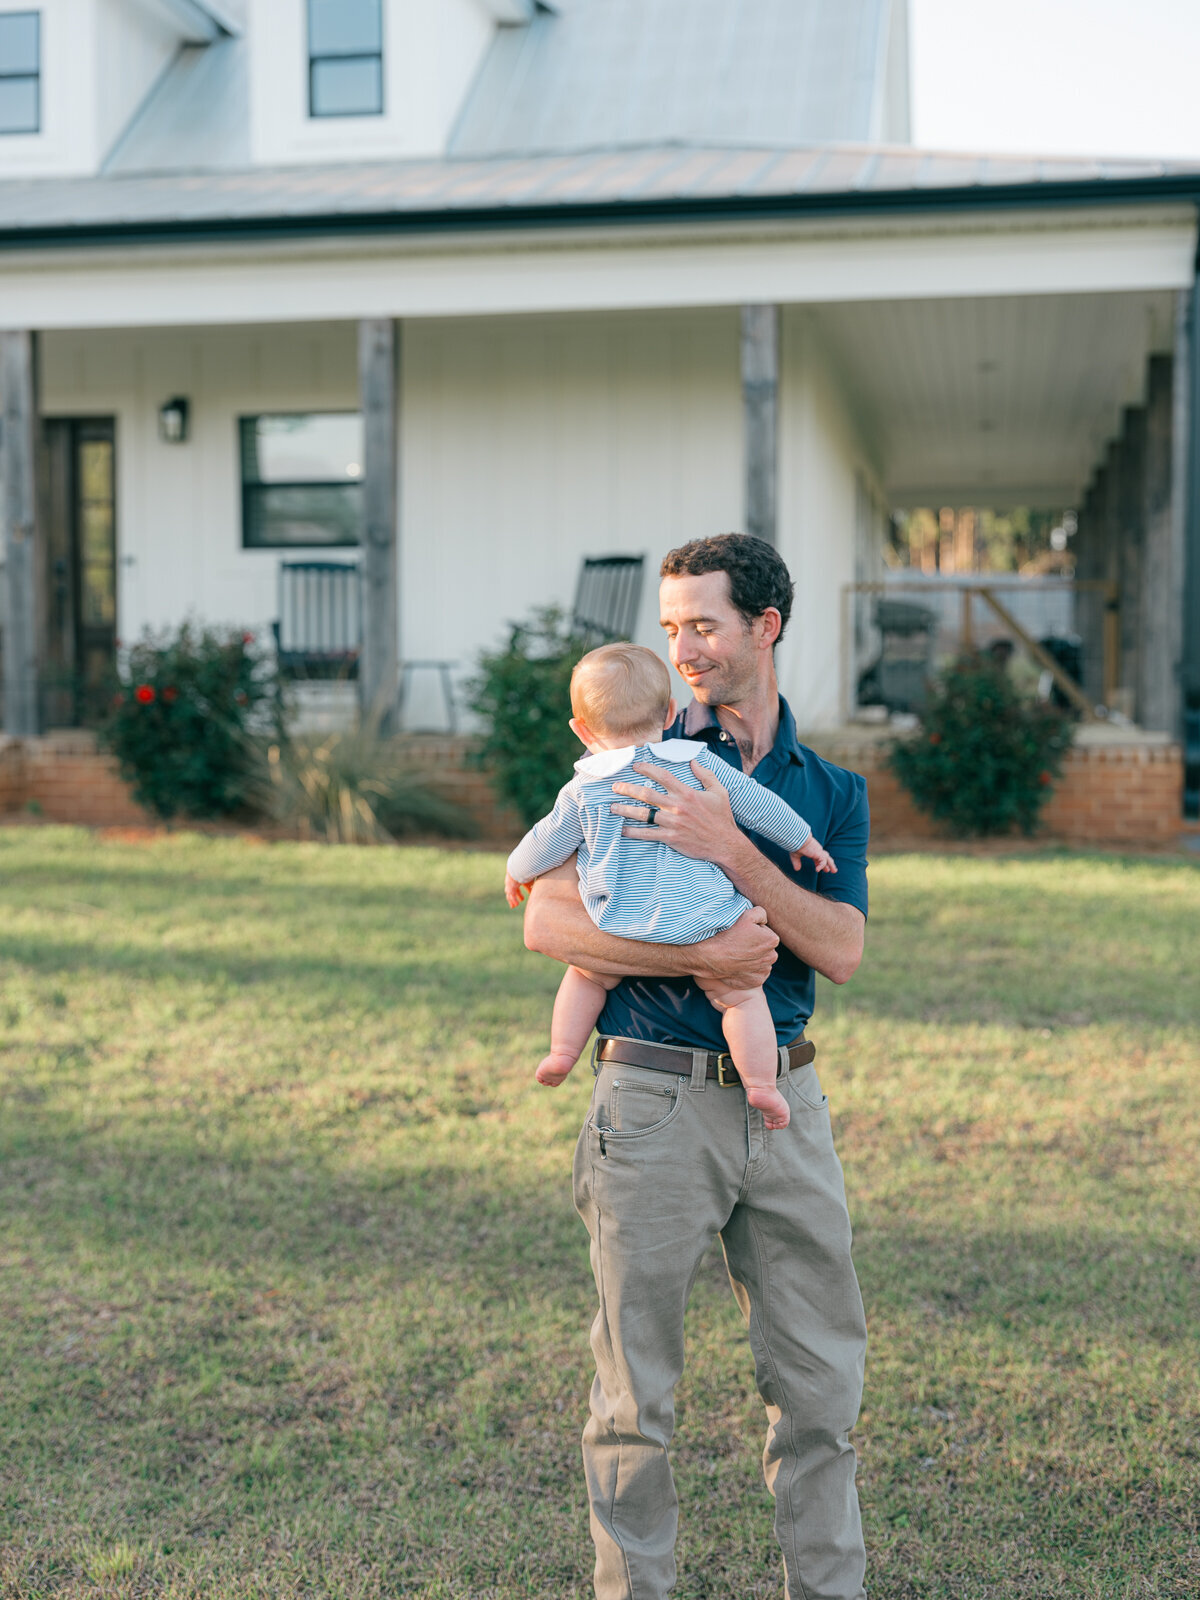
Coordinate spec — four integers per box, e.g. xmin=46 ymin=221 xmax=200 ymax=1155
xmin=663 ymin=696 xmax=677 ymax=730
xmin=569 ymin=716 xmax=591 ymax=748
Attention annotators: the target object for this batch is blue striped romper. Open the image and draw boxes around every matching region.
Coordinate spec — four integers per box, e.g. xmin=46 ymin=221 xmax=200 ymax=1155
xmin=506 ymin=738 xmax=814 ymax=944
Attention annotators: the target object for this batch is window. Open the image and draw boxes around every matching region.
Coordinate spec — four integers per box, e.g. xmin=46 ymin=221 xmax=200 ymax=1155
xmin=240 ymin=414 xmax=364 ymax=549
xmin=0 ymin=11 xmax=39 ymax=135
xmin=307 ymin=0 xmax=383 ymax=118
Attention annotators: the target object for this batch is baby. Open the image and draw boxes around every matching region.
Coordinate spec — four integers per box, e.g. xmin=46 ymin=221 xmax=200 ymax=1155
xmin=504 ymin=643 xmax=836 ymax=1130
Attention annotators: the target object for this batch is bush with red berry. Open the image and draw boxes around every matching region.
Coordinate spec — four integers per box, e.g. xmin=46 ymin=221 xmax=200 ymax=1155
xmin=888 ymin=654 xmax=1075 ymax=837
xmin=102 ymin=623 xmax=278 ymax=821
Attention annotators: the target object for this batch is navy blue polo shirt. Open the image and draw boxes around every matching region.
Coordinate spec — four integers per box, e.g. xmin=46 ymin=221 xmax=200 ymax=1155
xmin=596 ymin=695 xmax=869 ymax=1050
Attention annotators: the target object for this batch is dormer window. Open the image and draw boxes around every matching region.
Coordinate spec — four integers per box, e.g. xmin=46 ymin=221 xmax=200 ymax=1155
xmin=0 ymin=11 xmax=39 ymax=135
xmin=307 ymin=0 xmax=383 ymax=119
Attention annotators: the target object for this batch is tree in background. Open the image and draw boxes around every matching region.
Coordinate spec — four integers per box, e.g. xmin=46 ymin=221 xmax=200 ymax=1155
xmin=889 ymin=507 xmax=1076 ymax=575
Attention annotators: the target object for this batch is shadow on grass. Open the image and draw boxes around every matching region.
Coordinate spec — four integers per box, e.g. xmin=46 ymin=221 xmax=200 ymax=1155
xmin=6 ymin=1094 xmax=1198 ymax=1342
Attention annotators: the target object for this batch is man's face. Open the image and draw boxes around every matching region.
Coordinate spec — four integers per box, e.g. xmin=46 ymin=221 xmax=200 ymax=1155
xmin=659 ymin=570 xmax=765 ymax=705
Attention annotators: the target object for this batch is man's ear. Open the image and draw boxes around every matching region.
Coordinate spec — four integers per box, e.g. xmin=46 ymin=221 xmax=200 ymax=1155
xmin=663 ymin=696 xmax=677 ymax=730
xmin=756 ymin=608 xmax=783 ymax=649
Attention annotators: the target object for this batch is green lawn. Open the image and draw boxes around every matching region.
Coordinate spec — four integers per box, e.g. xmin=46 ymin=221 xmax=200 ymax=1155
xmin=0 ymin=829 xmax=1197 ymax=1599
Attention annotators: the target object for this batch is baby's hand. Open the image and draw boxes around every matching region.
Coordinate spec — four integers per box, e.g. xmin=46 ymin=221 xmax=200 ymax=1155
xmin=505 ymin=872 xmax=534 ymax=908
xmin=790 ymin=836 xmax=837 ymax=874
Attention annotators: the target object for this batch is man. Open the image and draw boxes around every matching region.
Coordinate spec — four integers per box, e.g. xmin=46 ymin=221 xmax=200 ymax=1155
xmin=523 ymin=534 xmax=870 ymax=1600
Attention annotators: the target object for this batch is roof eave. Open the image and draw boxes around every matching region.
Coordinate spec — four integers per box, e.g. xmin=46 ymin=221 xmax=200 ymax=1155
xmin=1 ymin=170 xmax=1199 ymax=254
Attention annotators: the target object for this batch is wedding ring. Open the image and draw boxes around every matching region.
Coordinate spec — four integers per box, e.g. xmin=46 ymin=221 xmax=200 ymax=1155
xmin=645 ymin=804 xmax=659 ymax=826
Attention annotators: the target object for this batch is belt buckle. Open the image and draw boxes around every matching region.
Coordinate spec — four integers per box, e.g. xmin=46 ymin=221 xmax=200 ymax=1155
xmin=715 ymin=1053 xmax=739 ymax=1088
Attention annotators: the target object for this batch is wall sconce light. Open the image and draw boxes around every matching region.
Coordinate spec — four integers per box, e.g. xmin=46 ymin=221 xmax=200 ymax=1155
xmin=158 ymin=396 xmax=190 ymax=443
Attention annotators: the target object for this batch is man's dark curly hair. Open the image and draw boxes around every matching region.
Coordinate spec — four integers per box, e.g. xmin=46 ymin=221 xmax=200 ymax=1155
xmin=660 ymin=534 xmax=795 ymax=641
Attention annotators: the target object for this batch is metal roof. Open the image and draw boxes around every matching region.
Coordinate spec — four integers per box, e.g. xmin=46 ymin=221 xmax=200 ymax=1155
xmin=449 ymin=0 xmax=892 ymax=156
xmin=104 ymin=39 xmax=250 ymax=176
xmin=2 ymin=144 xmax=1199 ymax=246
xmin=98 ymin=0 xmax=897 ymax=181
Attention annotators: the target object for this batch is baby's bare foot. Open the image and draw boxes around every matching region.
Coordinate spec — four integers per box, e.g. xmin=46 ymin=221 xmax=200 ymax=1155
xmin=536 ymin=1051 xmax=577 ymax=1087
xmin=744 ymin=1082 xmax=791 ymax=1130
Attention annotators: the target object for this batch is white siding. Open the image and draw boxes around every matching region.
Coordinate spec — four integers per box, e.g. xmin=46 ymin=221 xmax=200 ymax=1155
xmin=777 ymin=308 xmax=884 ymax=731
xmin=40 ymin=311 xmax=747 ymax=727
xmin=400 ymin=310 xmax=743 ymax=720
xmin=40 ymin=322 xmax=360 ymax=647
xmin=0 ymin=0 xmax=99 ymax=176
xmin=248 ymin=0 xmax=495 ymax=167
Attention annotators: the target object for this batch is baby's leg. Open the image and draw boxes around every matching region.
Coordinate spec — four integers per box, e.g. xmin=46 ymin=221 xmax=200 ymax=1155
xmin=538 ymin=967 xmax=621 ymax=1087
xmin=696 ymin=978 xmax=790 ymax=1130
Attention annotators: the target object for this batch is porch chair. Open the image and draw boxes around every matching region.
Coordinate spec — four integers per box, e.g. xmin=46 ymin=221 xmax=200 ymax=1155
xmin=571 ymin=554 xmax=646 ymax=648
xmin=272 ymin=560 xmax=362 ymax=679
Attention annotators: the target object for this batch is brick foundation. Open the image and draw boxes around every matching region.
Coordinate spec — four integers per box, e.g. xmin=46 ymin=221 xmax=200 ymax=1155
xmin=0 ymin=727 xmax=1187 ymax=848
xmin=803 ymin=727 xmax=1185 ymax=847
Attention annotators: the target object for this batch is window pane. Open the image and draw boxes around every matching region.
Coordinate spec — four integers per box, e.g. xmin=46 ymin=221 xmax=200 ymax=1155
xmin=0 ymin=13 xmax=39 ymax=74
xmin=309 ymin=0 xmax=381 ymax=57
xmin=244 ymin=484 xmax=363 ymax=548
xmin=241 ymin=415 xmax=364 ymax=485
xmin=311 ymin=56 xmax=382 ymax=117
xmin=0 ymin=76 xmax=37 ymax=135
xmin=79 ymin=439 xmax=114 ymax=503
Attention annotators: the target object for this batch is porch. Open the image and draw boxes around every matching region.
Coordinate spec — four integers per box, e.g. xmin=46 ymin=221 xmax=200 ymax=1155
xmin=0 ymin=165 xmax=1197 ymax=817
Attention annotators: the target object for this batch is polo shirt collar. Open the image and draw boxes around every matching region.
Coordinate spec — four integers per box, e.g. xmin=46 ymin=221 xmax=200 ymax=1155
xmin=681 ymin=694 xmax=806 ymax=766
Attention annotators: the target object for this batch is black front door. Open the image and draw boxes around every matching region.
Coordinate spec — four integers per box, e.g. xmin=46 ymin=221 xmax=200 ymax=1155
xmin=43 ymin=418 xmax=117 ymax=726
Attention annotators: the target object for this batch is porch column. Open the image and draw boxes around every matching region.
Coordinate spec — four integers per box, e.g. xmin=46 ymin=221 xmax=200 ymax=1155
xmin=1183 ymin=260 xmax=1200 ymax=818
xmin=1077 ymin=461 xmax=1108 ymax=705
xmin=1 ymin=330 xmax=40 ymax=736
xmin=741 ymin=304 xmax=779 ymax=546
xmin=1116 ymin=403 xmax=1146 ymax=718
xmin=358 ymin=318 xmax=400 ymax=733
xmin=1139 ymin=354 xmax=1182 ymax=734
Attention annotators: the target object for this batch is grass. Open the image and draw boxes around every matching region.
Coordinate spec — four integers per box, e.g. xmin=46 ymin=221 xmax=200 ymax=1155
xmin=0 ymin=829 xmax=1197 ymax=1599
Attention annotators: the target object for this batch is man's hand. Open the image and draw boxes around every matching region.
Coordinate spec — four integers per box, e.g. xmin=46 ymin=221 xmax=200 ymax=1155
xmin=691 ymin=906 xmax=778 ymax=991
xmin=610 ymin=760 xmax=746 ymax=873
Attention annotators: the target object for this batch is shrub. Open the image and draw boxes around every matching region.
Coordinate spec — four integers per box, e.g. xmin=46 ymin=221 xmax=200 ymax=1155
xmin=888 ymin=655 xmax=1075 ymax=837
xmin=260 ymin=730 xmax=475 ymax=845
xmin=466 ymin=607 xmax=587 ymax=827
xmin=101 ymin=623 xmax=277 ymax=822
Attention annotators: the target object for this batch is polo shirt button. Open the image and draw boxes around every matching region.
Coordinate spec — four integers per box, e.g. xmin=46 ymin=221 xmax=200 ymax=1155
xmin=719 ymin=732 xmax=728 ymax=742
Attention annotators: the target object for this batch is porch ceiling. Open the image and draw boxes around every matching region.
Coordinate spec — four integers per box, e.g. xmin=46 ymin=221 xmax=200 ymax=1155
xmin=812 ymin=289 xmax=1178 ymax=507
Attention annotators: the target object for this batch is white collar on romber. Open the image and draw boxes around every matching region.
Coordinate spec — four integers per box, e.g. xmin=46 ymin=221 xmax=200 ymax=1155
xmin=575 ymin=739 xmax=706 ymax=779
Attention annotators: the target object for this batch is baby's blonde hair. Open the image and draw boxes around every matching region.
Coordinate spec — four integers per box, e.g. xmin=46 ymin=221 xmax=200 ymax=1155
xmin=570 ymin=643 xmax=672 ymax=740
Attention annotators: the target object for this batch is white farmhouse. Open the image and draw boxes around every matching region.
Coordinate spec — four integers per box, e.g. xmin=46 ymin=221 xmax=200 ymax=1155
xmin=0 ymin=0 xmax=1197 ymax=822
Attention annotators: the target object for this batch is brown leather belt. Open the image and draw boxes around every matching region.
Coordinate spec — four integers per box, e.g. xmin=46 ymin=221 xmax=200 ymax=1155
xmin=595 ymin=1034 xmax=815 ymax=1088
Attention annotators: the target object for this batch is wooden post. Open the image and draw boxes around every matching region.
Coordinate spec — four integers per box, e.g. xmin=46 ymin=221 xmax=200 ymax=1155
xmin=358 ymin=318 xmax=400 ymax=733
xmin=1116 ymin=403 xmax=1146 ymax=718
xmin=1139 ymin=355 xmax=1178 ymax=733
xmin=1182 ymin=267 xmax=1200 ymax=817
xmin=1077 ymin=465 xmax=1107 ymax=705
xmin=741 ymin=304 xmax=779 ymax=546
xmin=1 ymin=330 xmax=41 ymax=737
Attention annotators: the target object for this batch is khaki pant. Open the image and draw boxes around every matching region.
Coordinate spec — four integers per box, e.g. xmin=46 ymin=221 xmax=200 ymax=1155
xmin=572 ymin=1047 xmax=868 ymax=1600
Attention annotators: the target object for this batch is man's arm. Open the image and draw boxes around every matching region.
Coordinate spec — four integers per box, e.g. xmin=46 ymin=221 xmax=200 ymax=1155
xmin=522 ymin=858 xmax=779 ymax=989
xmin=611 ymin=763 xmax=865 ymax=985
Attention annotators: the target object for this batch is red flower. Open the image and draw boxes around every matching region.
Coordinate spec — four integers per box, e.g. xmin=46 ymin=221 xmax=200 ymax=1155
xmin=1039 ymin=770 xmax=1052 ymax=786
xmin=134 ymin=684 xmax=155 ymax=705
xmin=242 ymin=632 xmax=255 ymax=646
xmin=928 ymin=732 xmax=942 ymax=745
xmin=163 ymin=685 xmax=179 ymax=703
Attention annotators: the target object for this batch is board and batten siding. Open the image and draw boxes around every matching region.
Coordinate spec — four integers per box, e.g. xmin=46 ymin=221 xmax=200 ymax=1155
xmin=39 ymin=307 xmax=878 ymax=731
xmin=777 ymin=308 xmax=885 ymax=730
xmin=400 ymin=310 xmax=743 ymax=716
xmin=39 ymin=322 xmax=362 ymax=647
